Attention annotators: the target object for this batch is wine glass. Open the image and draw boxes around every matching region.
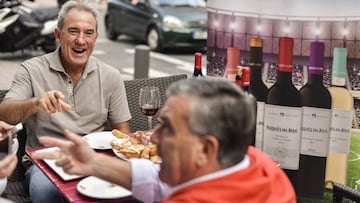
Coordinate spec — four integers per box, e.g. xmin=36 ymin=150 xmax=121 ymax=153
xmin=139 ymin=86 xmax=161 ymax=131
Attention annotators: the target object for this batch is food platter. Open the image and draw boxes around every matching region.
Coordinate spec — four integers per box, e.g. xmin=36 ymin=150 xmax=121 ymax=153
xmin=110 ymin=130 xmax=162 ymax=163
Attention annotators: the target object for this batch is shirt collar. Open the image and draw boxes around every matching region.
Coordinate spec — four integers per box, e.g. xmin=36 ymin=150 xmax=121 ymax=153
xmin=170 ymin=155 xmax=250 ymax=194
xmin=48 ymin=47 xmax=97 ymax=78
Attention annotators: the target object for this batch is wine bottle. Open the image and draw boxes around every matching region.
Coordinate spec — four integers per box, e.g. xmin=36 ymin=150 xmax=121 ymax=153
xmin=226 ymin=47 xmax=240 ymax=82
xmin=241 ymin=66 xmax=258 ymax=146
xmin=298 ymin=41 xmax=331 ymax=198
xmin=249 ymin=37 xmax=269 ymax=150
xmin=325 ymin=48 xmax=354 ymax=188
xmin=240 ymin=66 xmax=250 ymax=93
xmin=191 ymin=52 xmax=204 ymax=79
xmin=235 ymin=65 xmax=257 ymax=145
xmin=263 ymin=37 xmax=302 ymax=192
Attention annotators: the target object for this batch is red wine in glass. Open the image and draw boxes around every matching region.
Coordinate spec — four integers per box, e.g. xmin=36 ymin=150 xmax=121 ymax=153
xmin=141 ymin=104 xmax=159 ymax=116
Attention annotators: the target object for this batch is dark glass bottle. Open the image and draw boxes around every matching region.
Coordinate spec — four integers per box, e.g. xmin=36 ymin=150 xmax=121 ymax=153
xmin=264 ymin=37 xmax=302 ymax=193
xmin=249 ymin=37 xmax=269 ymax=150
xmin=249 ymin=37 xmax=268 ymax=101
xmin=191 ymin=52 xmax=204 ymax=79
xmin=237 ymin=66 xmax=257 ymax=145
xmin=298 ymin=41 xmax=331 ymax=198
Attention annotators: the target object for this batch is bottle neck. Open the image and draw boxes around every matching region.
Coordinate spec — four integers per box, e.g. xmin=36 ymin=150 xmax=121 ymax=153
xmin=193 ymin=68 xmax=203 ymax=77
xmin=241 ymin=86 xmax=250 ymax=93
xmin=250 ymin=66 xmax=263 ymax=84
xmin=276 ymin=71 xmax=293 ymax=84
xmin=331 ymin=76 xmax=346 ymax=87
xmin=307 ymin=73 xmax=324 ymax=85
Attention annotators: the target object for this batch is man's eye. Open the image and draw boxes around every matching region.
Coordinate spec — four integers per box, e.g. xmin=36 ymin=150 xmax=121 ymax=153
xmin=68 ymin=29 xmax=79 ymax=35
xmin=85 ymin=31 xmax=95 ymax=37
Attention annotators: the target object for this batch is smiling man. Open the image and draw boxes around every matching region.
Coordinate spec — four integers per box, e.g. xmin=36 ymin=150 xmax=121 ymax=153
xmin=0 ymin=1 xmax=131 ymax=202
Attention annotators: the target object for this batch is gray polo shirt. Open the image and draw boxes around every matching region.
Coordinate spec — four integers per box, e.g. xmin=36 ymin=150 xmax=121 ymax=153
xmin=6 ymin=47 xmax=131 ymax=150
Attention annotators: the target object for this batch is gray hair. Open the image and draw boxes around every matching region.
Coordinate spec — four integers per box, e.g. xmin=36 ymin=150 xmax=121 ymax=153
xmin=166 ymin=78 xmax=256 ymax=167
xmin=57 ymin=0 xmax=99 ymax=31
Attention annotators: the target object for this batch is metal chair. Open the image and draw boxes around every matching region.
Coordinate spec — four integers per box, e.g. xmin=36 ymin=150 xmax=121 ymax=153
xmin=124 ymin=74 xmax=187 ymax=132
xmin=332 ymin=182 xmax=360 ymax=203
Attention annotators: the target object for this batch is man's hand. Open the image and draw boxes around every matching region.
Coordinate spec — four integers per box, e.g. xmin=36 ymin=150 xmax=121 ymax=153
xmin=36 ymin=91 xmax=71 ymax=114
xmin=32 ymin=130 xmax=98 ymax=177
xmin=0 ymin=121 xmax=13 ymax=133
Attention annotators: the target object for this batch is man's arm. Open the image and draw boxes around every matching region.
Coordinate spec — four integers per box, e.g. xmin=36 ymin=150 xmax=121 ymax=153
xmin=0 ymin=91 xmax=71 ymax=125
xmin=112 ymin=122 xmax=131 ymax=134
xmin=90 ymin=154 xmax=132 ymax=189
xmin=0 ymin=98 xmax=39 ymax=124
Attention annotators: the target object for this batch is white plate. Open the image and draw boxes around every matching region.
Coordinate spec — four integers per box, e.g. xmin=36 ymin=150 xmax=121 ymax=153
xmin=83 ymin=131 xmax=114 ymax=150
xmin=35 ymin=147 xmax=84 ymax=181
xmin=77 ymin=176 xmax=132 ymax=199
xmin=111 ymin=147 xmax=129 ymax=161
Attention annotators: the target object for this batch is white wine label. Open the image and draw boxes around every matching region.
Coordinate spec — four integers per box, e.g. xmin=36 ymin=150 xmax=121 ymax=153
xmin=255 ymin=101 xmax=265 ymax=150
xmin=301 ymin=107 xmax=331 ymax=157
xmin=263 ymin=104 xmax=302 ymax=170
xmin=329 ymin=109 xmax=353 ymax=154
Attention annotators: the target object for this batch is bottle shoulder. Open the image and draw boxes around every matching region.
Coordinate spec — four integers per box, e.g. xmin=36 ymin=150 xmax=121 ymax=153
xmin=300 ymin=83 xmax=331 ymax=96
xmin=267 ymin=83 xmax=301 ymax=106
xmin=249 ymin=85 xmax=268 ymax=102
xmin=328 ymin=86 xmax=354 ymax=109
xmin=300 ymin=84 xmax=332 ymax=108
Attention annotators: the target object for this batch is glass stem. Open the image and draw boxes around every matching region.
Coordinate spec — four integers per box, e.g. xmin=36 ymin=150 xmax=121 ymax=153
xmin=147 ymin=116 xmax=152 ymax=131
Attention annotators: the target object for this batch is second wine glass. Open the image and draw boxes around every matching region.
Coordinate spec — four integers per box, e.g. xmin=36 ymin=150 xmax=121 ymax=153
xmin=139 ymin=86 xmax=161 ymax=131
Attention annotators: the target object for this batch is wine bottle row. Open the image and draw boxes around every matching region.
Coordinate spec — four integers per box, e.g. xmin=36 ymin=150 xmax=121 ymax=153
xmin=222 ymin=37 xmax=354 ymax=198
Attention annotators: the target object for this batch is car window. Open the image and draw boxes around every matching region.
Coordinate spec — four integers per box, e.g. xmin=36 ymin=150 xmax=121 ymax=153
xmin=151 ymin=0 xmax=206 ymax=7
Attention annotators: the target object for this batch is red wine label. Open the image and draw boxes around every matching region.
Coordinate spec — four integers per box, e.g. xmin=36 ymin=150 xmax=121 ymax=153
xmin=329 ymin=109 xmax=353 ymax=154
xmin=263 ymin=104 xmax=302 ymax=170
xmin=301 ymin=107 xmax=331 ymax=157
xmin=278 ymin=64 xmax=293 ymax=72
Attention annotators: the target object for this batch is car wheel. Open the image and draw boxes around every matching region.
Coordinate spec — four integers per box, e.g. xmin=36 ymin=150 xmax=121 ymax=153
xmin=105 ymin=15 xmax=118 ymax=41
xmin=147 ymin=27 xmax=161 ymax=50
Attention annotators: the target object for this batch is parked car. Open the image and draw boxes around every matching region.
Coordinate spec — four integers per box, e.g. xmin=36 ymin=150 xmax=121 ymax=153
xmin=104 ymin=0 xmax=207 ymax=50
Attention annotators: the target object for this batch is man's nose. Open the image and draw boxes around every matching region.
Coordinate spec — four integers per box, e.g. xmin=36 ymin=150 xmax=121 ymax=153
xmin=75 ymin=33 xmax=86 ymax=44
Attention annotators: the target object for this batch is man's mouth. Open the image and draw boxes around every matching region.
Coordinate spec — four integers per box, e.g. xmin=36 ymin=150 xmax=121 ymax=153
xmin=72 ymin=47 xmax=86 ymax=54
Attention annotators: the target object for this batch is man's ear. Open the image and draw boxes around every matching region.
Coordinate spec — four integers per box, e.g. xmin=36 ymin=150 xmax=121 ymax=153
xmin=54 ymin=29 xmax=60 ymax=43
xmin=196 ymin=135 xmax=219 ymax=167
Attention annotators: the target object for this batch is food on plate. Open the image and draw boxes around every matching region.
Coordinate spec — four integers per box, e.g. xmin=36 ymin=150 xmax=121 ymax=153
xmin=118 ymin=148 xmax=141 ymax=159
xmin=140 ymin=145 xmax=152 ymax=159
xmin=150 ymin=155 xmax=161 ymax=163
xmin=111 ymin=130 xmax=161 ymax=163
xmin=112 ymin=129 xmax=128 ymax=138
